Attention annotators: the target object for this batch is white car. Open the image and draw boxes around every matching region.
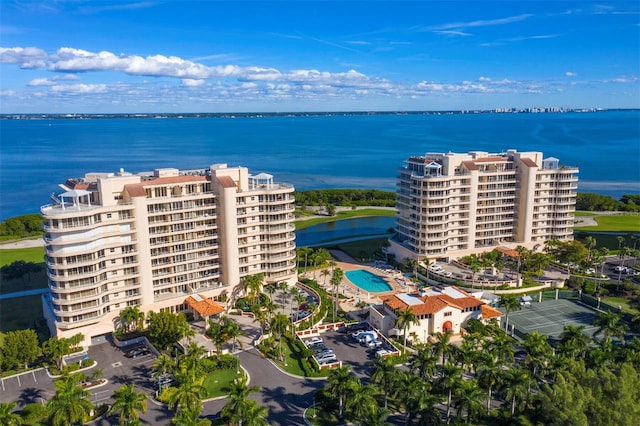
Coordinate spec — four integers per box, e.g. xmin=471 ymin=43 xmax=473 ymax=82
xmin=305 ymin=337 xmax=323 ymax=346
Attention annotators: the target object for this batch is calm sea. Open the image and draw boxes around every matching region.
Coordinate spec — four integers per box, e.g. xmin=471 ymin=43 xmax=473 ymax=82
xmin=1 ymin=110 xmax=639 ymax=220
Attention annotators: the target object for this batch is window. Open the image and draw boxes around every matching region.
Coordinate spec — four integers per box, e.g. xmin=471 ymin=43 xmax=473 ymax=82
xmin=444 ymin=312 xmax=452 ymax=317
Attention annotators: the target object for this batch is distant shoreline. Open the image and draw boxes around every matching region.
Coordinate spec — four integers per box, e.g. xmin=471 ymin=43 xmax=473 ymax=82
xmin=2 ymin=108 xmax=635 ymax=120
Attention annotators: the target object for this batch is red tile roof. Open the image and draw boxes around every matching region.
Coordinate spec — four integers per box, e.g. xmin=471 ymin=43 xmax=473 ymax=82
xmin=185 ymin=296 xmax=225 ymax=317
xmin=124 ymin=183 xmax=147 ymax=198
xmin=462 ymin=161 xmax=479 ymax=171
xmin=382 ymin=287 xmax=483 ymax=316
xmin=216 ymin=176 xmax=237 ymax=188
xmin=496 ymin=246 xmax=520 ymax=258
xmin=520 ymin=158 xmax=538 ymax=167
xmin=481 ymin=305 xmax=504 ymax=319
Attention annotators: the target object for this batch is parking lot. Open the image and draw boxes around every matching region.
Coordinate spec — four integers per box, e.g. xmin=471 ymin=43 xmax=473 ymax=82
xmin=299 ymin=324 xmax=399 ymax=378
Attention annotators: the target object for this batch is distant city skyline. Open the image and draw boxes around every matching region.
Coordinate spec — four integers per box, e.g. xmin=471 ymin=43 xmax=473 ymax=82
xmin=1 ymin=1 xmax=639 ymax=113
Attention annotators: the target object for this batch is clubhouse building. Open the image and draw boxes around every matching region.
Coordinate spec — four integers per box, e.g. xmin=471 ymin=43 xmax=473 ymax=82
xmin=369 ymin=286 xmax=503 ymax=343
xmin=388 ymin=149 xmax=579 ymax=262
xmin=41 ymin=164 xmax=297 ymax=346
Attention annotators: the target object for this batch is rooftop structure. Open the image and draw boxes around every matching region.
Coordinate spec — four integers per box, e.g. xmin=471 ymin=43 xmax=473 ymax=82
xmin=388 ymin=149 xmax=578 ymax=261
xmin=41 ymin=164 xmax=296 ymax=346
xmin=369 ymin=286 xmax=503 ymax=342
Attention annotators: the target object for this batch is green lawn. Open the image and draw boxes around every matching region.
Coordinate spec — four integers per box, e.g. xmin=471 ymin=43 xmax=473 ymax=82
xmin=601 ymin=296 xmax=640 ymax=315
xmin=0 ymin=246 xmax=45 ymax=266
xmin=295 ymin=209 xmax=395 ymax=231
xmin=202 ymin=368 xmax=239 ymax=398
xmin=574 ymin=214 xmax=640 ymax=232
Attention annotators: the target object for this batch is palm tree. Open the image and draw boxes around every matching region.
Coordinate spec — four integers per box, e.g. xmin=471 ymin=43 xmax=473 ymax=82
xmin=395 ymin=307 xmax=420 ymax=352
xmin=393 ymin=372 xmax=435 ymax=425
xmin=557 ymin=324 xmax=590 ymax=358
xmin=222 ymin=318 xmax=244 ymax=354
xmin=476 ymin=354 xmax=502 ymax=414
xmin=320 ymin=269 xmax=331 ymax=286
xmin=592 ymin=310 xmax=628 ymax=343
xmin=172 ymin=405 xmax=212 ymax=426
xmin=119 ymin=306 xmax=145 ymax=332
xmin=453 ymin=380 xmax=485 ymax=424
xmin=437 ymin=362 xmax=462 ymax=421
xmin=242 ymin=274 xmax=264 ymax=305
xmin=297 ymin=247 xmax=312 ymax=274
xmin=522 ymin=330 xmax=552 ymax=378
xmin=169 ymin=376 xmax=205 ymax=415
xmin=486 ymin=331 xmax=515 ymax=364
xmin=263 ymin=283 xmax=277 ymax=304
xmin=330 ymin=267 xmax=344 ymax=322
xmin=345 ymin=382 xmax=378 ymax=423
xmin=501 ymin=365 xmax=534 ymax=415
xmin=270 ymin=313 xmax=290 ymax=362
xmin=370 ymin=356 xmax=400 ymax=409
xmin=432 ymin=330 xmax=454 ymax=365
xmin=221 ymin=376 xmax=261 ymax=426
xmin=109 ymin=384 xmax=148 ymax=425
xmin=0 ymin=402 xmax=23 ymax=426
xmin=242 ymin=401 xmax=269 ymax=426
xmin=325 ymin=366 xmax=358 ymax=418
xmin=498 ymin=294 xmax=522 ymax=332
xmin=409 ymin=347 xmax=437 ymax=380
xmin=46 ymin=375 xmax=94 ymax=426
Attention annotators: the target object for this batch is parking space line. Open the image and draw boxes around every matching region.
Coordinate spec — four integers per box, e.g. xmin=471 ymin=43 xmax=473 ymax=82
xmin=16 ymin=375 xmax=21 ymax=387
xmin=1 ymin=378 xmax=4 ymax=391
xmin=32 ymin=371 xmax=37 ymax=383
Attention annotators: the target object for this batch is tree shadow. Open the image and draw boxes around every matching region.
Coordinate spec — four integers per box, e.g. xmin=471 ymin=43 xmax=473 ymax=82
xmin=17 ymin=387 xmax=45 ymax=406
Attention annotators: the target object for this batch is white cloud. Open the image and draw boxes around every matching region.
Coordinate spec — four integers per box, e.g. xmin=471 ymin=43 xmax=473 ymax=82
xmin=181 ymin=79 xmax=204 ymax=87
xmin=433 ymin=30 xmax=472 ymax=36
xmin=478 ymin=76 xmax=492 ymax=82
xmin=50 ymin=83 xmax=107 ymax=93
xmin=0 ymin=46 xmax=47 ymax=68
xmin=428 ymin=14 xmax=532 ymax=31
xmin=565 ymin=72 xmax=577 ymax=77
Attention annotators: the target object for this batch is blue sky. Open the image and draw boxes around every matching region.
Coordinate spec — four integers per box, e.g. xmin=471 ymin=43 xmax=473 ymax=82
xmin=1 ymin=1 xmax=638 ymax=113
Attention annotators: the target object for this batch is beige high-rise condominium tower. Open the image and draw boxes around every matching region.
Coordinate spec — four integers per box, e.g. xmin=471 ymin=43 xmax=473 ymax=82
xmin=388 ymin=149 xmax=578 ymax=262
xmin=41 ymin=164 xmax=296 ymax=345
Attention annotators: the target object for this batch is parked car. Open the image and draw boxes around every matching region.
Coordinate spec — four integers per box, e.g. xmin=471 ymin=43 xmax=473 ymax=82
xmin=351 ymin=330 xmax=367 ymax=339
xmin=368 ymin=340 xmax=383 ymax=348
xmin=317 ymin=354 xmax=337 ymax=363
xmin=305 ymin=337 xmax=323 ymax=346
xmin=338 ymin=322 xmax=368 ymax=333
xmin=125 ymin=346 xmax=149 ymax=358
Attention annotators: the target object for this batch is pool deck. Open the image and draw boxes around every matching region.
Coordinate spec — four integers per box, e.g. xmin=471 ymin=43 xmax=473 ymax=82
xmin=304 ymin=249 xmax=417 ymax=311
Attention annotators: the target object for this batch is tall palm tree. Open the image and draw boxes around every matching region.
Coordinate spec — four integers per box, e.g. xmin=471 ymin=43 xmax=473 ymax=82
xmin=432 ymin=330 xmax=454 ymax=365
xmin=221 ymin=376 xmax=261 ymax=426
xmin=222 ymin=318 xmax=244 ymax=354
xmin=437 ymin=362 xmax=462 ymax=421
xmin=345 ymin=382 xmax=379 ymax=423
xmin=0 ymin=402 xmax=23 ymax=426
xmin=109 ymin=384 xmax=148 ymax=425
xmin=394 ymin=372 xmax=436 ymax=425
xmin=242 ymin=401 xmax=269 ymax=426
xmin=584 ymin=235 xmax=596 ymax=263
xmin=46 ymin=375 xmax=94 ymax=426
xmin=169 ymin=376 xmax=205 ymax=415
xmin=330 ymin=267 xmax=344 ymax=322
xmin=409 ymin=347 xmax=438 ymax=380
xmin=453 ymin=379 xmax=485 ymax=424
xmin=592 ymin=310 xmax=628 ymax=343
xmin=476 ymin=354 xmax=502 ymax=414
xmin=501 ymin=365 xmax=534 ymax=415
xmin=522 ymin=330 xmax=552 ymax=378
xmin=172 ymin=405 xmax=212 ymax=426
xmin=498 ymin=294 xmax=522 ymax=332
xmin=486 ymin=331 xmax=515 ymax=365
xmin=370 ymin=356 xmax=400 ymax=409
xmin=325 ymin=366 xmax=358 ymax=418
xmin=395 ymin=307 xmax=420 ymax=352
xmin=270 ymin=313 xmax=290 ymax=362
xmin=320 ymin=269 xmax=331 ymax=286
xmin=557 ymin=325 xmax=590 ymax=358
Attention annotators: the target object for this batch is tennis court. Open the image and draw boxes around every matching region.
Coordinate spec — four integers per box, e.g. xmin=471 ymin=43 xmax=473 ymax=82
xmin=505 ymin=299 xmax=600 ymax=341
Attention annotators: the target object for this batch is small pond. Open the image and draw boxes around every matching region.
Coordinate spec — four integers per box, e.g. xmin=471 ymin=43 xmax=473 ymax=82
xmin=295 ymin=216 xmax=395 ymax=247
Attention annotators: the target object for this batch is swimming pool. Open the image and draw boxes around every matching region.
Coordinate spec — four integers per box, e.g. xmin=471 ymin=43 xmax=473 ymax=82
xmin=345 ymin=269 xmax=393 ymax=293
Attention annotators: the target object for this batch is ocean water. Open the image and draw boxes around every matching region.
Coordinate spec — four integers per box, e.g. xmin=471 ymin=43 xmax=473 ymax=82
xmin=1 ymin=111 xmax=639 ymax=220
